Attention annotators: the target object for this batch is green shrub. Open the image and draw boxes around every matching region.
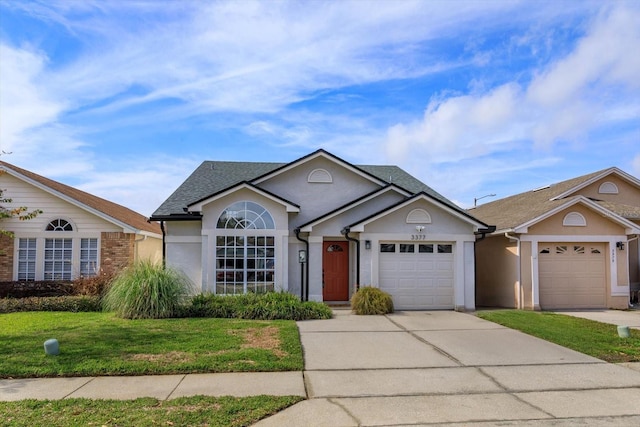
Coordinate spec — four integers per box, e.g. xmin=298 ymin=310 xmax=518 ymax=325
xmin=0 ymin=296 xmax=101 ymax=313
xmin=351 ymin=286 xmax=394 ymax=315
xmin=102 ymin=261 xmax=194 ymax=319
xmin=181 ymin=291 xmax=333 ymax=320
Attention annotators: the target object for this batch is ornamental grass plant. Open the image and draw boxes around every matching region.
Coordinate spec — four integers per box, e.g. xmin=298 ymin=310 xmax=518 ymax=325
xmin=351 ymin=286 xmax=394 ymax=315
xmin=102 ymin=260 xmax=194 ymax=319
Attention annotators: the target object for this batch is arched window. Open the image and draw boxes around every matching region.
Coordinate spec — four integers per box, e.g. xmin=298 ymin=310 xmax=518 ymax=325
xmin=562 ymin=212 xmax=586 ymax=227
xmin=46 ymin=219 xmax=73 ymax=231
xmin=406 ymin=209 xmax=431 ymax=224
xmin=598 ymin=182 xmax=619 ymax=194
xmin=217 ymin=201 xmax=275 ymax=229
xmin=215 ymin=201 xmax=275 ymax=295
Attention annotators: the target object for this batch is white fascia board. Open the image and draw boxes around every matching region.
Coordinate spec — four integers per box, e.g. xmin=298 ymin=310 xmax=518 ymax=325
xmin=351 ymin=194 xmax=486 ymax=233
xmin=2 ymin=167 xmax=138 ymax=234
xmin=300 ymin=186 xmax=411 ymax=232
xmin=187 ymin=183 xmax=300 ymax=213
xmin=251 ymin=151 xmax=387 ymax=187
xmin=550 ymin=168 xmax=640 ymax=201
xmin=514 ymin=196 xmax=640 ymax=234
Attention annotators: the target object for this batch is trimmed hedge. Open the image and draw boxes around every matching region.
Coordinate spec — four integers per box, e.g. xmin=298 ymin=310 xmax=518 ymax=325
xmin=181 ymin=292 xmax=333 ymax=321
xmin=0 ymin=296 xmax=102 ymax=313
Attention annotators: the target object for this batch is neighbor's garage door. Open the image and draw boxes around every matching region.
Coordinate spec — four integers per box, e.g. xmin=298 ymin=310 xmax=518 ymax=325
xmin=379 ymin=242 xmax=454 ymax=310
xmin=539 ymin=242 xmax=606 ymax=309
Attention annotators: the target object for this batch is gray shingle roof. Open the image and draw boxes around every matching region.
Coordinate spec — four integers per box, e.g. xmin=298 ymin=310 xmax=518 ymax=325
xmin=152 ymin=156 xmax=453 ymax=217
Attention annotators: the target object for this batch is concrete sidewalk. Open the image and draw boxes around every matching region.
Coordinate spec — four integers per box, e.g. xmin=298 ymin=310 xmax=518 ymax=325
xmin=0 ymin=371 xmax=305 ymax=402
xmin=255 ymin=310 xmax=640 ymax=426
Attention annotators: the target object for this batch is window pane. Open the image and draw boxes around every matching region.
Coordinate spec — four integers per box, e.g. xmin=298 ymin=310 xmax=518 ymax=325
xmin=44 ymin=238 xmax=72 ymax=280
xmin=437 ymin=244 xmax=453 ymax=254
xmin=380 ymin=244 xmax=395 ymax=253
xmin=17 ymin=238 xmax=37 ymax=281
xmin=214 ymin=233 xmax=275 ymax=295
xmin=399 ymin=244 xmax=415 ymax=253
xmin=80 ymin=238 xmax=98 ymax=277
xmin=419 ymin=244 xmax=433 ymax=253
xmin=217 ymin=201 xmax=275 ymax=229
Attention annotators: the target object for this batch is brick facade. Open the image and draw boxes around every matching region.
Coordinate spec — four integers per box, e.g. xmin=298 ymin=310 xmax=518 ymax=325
xmin=0 ymin=234 xmax=14 ymax=282
xmin=100 ymin=232 xmax=135 ymax=276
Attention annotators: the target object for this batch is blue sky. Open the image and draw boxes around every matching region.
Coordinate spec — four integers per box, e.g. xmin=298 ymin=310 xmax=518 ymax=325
xmin=1 ymin=0 xmax=639 ymax=216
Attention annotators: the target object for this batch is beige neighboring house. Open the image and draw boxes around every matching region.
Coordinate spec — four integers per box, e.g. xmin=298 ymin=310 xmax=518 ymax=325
xmin=0 ymin=161 xmax=162 ymax=282
xmin=471 ymin=167 xmax=640 ymax=310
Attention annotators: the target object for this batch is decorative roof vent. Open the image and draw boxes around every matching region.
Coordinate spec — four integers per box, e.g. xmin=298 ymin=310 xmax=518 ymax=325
xmin=562 ymin=212 xmax=586 ymax=227
xmin=308 ymin=168 xmax=333 ymax=183
xmin=598 ymin=181 xmax=618 ymax=194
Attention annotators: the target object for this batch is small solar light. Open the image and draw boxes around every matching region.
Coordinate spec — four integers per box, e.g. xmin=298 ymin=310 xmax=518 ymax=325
xmin=44 ymin=338 xmax=60 ymax=355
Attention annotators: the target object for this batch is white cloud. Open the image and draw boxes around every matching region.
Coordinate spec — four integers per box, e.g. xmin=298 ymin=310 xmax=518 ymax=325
xmin=0 ymin=44 xmax=65 ymax=153
xmin=384 ymin=5 xmax=640 ymax=169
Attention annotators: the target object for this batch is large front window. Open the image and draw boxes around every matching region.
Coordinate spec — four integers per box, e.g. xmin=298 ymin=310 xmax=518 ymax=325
xmin=215 ymin=201 xmax=275 ymax=294
xmin=44 ymin=238 xmax=72 ymax=280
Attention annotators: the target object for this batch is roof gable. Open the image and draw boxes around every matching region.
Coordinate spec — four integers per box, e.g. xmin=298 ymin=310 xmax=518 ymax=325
xmin=298 ymin=184 xmax=411 ymax=232
xmin=187 ymin=182 xmax=300 ymax=213
xmin=1 ymin=161 xmax=161 ymax=235
xmin=514 ymin=196 xmax=640 ymax=234
xmin=349 ymin=192 xmax=488 ymax=232
xmin=550 ymin=167 xmax=640 ymax=200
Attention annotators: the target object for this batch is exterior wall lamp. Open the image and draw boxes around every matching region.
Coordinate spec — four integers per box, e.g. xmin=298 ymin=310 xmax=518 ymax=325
xmin=365 ymin=240 xmax=371 ymax=250
xmin=616 ymin=241 xmax=625 ymax=250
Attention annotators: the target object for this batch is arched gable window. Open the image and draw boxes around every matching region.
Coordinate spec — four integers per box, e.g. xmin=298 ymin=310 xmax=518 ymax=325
xmin=308 ymin=168 xmax=333 ymax=183
xmin=598 ymin=182 xmax=619 ymax=194
xmin=46 ymin=219 xmax=73 ymax=231
xmin=562 ymin=212 xmax=586 ymax=227
xmin=217 ymin=201 xmax=275 ymax=229
xmin=406 ymin=209 xmax=432 ymax=224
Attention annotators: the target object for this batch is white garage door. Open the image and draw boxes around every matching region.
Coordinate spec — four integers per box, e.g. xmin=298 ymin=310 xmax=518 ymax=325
xmin=539 ymin=242 xmax=606 ymax=309
xmin=379 ymin=242 xmax=454 ymax=310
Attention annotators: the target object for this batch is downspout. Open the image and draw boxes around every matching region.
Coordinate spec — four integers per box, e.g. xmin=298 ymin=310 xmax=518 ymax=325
xmin=341 ymin=227 xmax=360 ymax=291
xmin=505 ymin=232 xmax=522 ymax=309
xmin=626 ymin=235 xmax=639 ymax=307
xmin=160 ymin=221 xmax=166 ymax=269
xmin=294 ymin=228 xmax=309 ymax=301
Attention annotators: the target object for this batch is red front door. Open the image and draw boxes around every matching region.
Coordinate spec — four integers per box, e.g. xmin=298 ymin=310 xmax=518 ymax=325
xmin=323 ymin=241 xmax=349 ymax=301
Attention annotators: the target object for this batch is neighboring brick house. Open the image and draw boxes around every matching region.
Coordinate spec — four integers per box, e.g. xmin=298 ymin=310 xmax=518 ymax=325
xmin=0 ymin=161 xmax=162 ymax=282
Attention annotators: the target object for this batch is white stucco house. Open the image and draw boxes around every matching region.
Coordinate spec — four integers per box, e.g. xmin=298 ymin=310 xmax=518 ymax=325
xmin=150 ymin=150 xmax=491 ymax=310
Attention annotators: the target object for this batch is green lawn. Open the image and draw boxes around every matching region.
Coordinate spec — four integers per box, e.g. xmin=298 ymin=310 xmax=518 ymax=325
xmin=477 ymin=310 xmax=640 ymax=363
xmin=0 ymin=312 xmax=303 ymax=378
xmin=0 ymin=395 xmax=303 ymax=427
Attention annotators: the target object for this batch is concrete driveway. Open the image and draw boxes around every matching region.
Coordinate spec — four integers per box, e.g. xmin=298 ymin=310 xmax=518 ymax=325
xmin=255 ymin=309 xmax=640 ymax=426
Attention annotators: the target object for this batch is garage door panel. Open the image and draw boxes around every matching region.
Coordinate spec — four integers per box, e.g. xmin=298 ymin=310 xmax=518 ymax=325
xmin=539 ymin=242 xmax=605 ymax=309
xmin=379 ymin=242 xmax=454 ymax=310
